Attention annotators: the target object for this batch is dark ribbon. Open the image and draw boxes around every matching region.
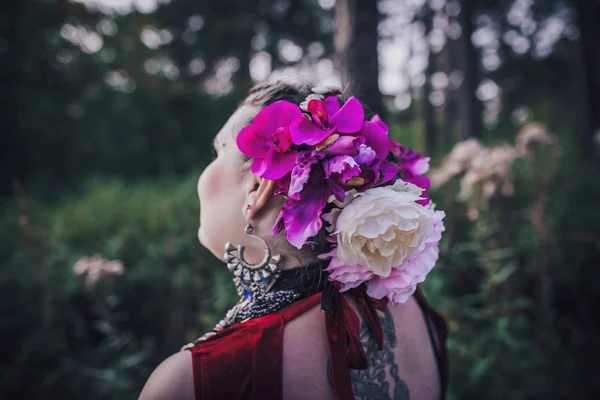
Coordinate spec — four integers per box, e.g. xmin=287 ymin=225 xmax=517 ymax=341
xmin=321 ymin=281 xmax=387 ymax=400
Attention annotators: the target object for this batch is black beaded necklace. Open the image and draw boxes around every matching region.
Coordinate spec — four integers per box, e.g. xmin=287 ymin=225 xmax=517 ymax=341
xmin=182 ymin=262 xmax=327 ymax=349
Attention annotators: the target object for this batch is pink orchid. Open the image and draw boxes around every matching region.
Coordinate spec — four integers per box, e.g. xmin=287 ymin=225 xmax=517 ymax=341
xmin=370 ymin=114 xmax=429 ymax=174
xmin=397 ymin=146 xmax=431 ymax=177
xmin=369 ymin=115 xmax=430 ymax=198
xmin=290 ymin=96 xmax=364 ymax=146
xmin=370 ymin=114 xmax=388 ymax=133
xmin=236 ymin=100 xmax=302 ymax=180
xmin=361 ymin=120 xmax=391 ymax=160
xmin=397 ymin=147 xmax=431 ymax=205
xmin=237 ymin=94 xmax=444 ymax=295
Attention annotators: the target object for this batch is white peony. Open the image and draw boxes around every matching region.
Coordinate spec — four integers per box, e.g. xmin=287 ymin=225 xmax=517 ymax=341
xmin=331 ymin=180 xmax=434 ymax=277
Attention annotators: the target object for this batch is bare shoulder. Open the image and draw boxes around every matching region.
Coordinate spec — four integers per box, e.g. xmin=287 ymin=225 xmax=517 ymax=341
xmin=387 ymin=295 xmax=441 ymax=400
xmin=138 ymin=350 xmax=195 ymax=400
xmin=282 ymin=303 xmax=335 ymax=400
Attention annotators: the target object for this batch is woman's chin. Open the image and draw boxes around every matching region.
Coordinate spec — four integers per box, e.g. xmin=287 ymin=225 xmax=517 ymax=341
xmin=197 ymin=226 xmax=204 ymax=245
xmin=198 ymin=226 xmax=225 ymax=261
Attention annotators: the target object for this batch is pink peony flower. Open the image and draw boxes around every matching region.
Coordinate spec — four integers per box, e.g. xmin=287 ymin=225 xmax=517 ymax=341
xmin=319 ymin=248 xmax=374 ymax=292
xmin=236 ymin=100 xmax=302 ymax=180
xmin=366 ymin=205 xmax=445 ymax=305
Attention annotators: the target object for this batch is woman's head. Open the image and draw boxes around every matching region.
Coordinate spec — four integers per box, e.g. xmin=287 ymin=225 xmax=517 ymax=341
xmin=197 ymin=77 xmax=317 ymax=268
xmin=197 ymin=75 xmax=445 ymax=305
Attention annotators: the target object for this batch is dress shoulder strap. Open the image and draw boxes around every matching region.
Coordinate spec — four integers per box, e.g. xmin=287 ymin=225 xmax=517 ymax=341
xmin=185 ymin=293 xmax=324 ymax=400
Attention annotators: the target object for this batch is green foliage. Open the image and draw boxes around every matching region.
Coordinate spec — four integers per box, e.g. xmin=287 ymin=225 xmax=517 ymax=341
xmin=0 ymin=177 xmax=236 ymax=400
xmin=1 ymin=0 xmax=598 ymax=398
xmin=423 ymin=140 xmax=600 ymax=399
xmin=3 ymin=129 xmax=597 ymax=399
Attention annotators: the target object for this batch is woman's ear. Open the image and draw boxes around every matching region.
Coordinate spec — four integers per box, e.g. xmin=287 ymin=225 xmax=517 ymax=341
xmin=243 ymin=177 xmax=276 ymax=220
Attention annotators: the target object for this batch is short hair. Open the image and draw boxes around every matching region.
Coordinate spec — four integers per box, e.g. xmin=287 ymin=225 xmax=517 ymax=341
xmin=241 ymin=76 xmax=313 ymax=108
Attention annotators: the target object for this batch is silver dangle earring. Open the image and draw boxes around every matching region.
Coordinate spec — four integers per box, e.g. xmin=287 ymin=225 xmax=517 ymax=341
xmin=224 ymin=223 xmax=282 ymax=301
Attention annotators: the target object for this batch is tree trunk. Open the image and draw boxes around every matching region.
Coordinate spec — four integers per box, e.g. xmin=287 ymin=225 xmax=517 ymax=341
xmin=457 ymin=0 xmax=480 ymax=139
xmin=441 ymin=33 xmax=460 ymax=152
xmin=0 ymin=0 xmax=22 ymax=196
xmin=423 ymin=8 xmax=436 ymax=155
xmin=334 ymin=0 xmax=382 ymax=113
xmin=575 ymin=0 xmax=600 ymax=161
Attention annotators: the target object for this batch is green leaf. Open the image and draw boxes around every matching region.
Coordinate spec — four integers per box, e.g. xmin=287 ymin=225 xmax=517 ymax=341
xmin=469 ymin=355 xmax=496 ymax=383
xmin=488 ymin=264 xmax=517 ymax=286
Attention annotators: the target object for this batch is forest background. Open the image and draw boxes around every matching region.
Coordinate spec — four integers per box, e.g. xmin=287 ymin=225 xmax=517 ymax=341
xmin=1 ymin=0 xmax=599 ymax=399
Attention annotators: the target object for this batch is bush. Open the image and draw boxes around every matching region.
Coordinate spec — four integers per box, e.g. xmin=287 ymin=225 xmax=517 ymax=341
xmin=0 ymin=176 xmax=235 ymax=400
xmin=423 ymin=135 xmax=600 ymax=399
xmin=2 ymin=144 xmax=598 ymax=399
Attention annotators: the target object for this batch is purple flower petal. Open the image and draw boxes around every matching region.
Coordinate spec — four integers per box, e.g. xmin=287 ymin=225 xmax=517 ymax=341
xmin=397 ymin=146 xmax=424 ymax=164
xmin=251 ymin=149 xmax=297 ymax=180
xmin=288 ymin=151 xmax=320 ymax=200
xmin=378 ymin=160 xmax=399 ymax=185
xmin=250 ymin=158 xmax=268 ymax=177
xmin=321 ymin=135 xmax=361 ymax=156
xmin=290 ymin=116 xmax=338 ymax=145
xmin=252 ymin=100 xmax=302 ymax=138
xmin=270 ymin=211 xmax=285 ymax=236
xmin=356 ymin=144 xmax=376 ymax=165
xmin=323 ymin=155 xmax=361 ymax=183
xmin=330 ymin=97 xmax=364 ymax=133
xmin=389 ymin=139 xmax=402 ymax=158
xmin=403 ymin=156 xmax=430 ymax=176
xmin=274 ymin=174 xmax=291 ymax=196
xmin=236 ymin=126 xmax=270 ymax=158
xmin=307 ymin=100 xmax=329 ymax=128
xmin=328 ymin=180 xmax=346 ymax=202
xmin=405 ymin=175 xmax=431 ymax=190
xmin=272 ymin=128 xmax=293 ymax=152
xmin=280 ymin=175 xmax=332 ymax=249
xmin=370 ymin=114 xmax=389 ymax=135
xmin=416 ymin=192 xmax=431 ymax=206
xmin=362 ymin=121 xmax=391 ymax=160
xmin=324 ymin=96 xmax=341 ymax=116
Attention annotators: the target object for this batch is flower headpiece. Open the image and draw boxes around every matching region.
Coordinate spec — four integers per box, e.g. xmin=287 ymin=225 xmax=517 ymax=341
xmin=236 ymin=87 xmax=445 ymax=305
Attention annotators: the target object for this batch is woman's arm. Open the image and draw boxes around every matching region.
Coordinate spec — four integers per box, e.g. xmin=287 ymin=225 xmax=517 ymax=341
xmin=138 ymin=351 xmax=195 ymax=400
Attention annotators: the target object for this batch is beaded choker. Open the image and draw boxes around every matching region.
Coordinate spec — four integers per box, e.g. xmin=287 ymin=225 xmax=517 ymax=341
xmin=182 ymin=263 xmax=327 ymax=349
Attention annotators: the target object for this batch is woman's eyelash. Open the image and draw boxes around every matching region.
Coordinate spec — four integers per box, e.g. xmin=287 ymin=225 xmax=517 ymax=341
xmin=211 ymin=146 xmax=218 ymax=160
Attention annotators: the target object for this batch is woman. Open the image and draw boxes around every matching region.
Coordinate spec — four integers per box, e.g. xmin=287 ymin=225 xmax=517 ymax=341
xmin=139 ymin=77 xmax=448 ymax=400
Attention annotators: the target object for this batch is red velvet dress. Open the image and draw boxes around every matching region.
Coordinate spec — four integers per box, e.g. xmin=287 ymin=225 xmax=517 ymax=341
xmin=185 ymin=285 xmax=448 ymax=400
